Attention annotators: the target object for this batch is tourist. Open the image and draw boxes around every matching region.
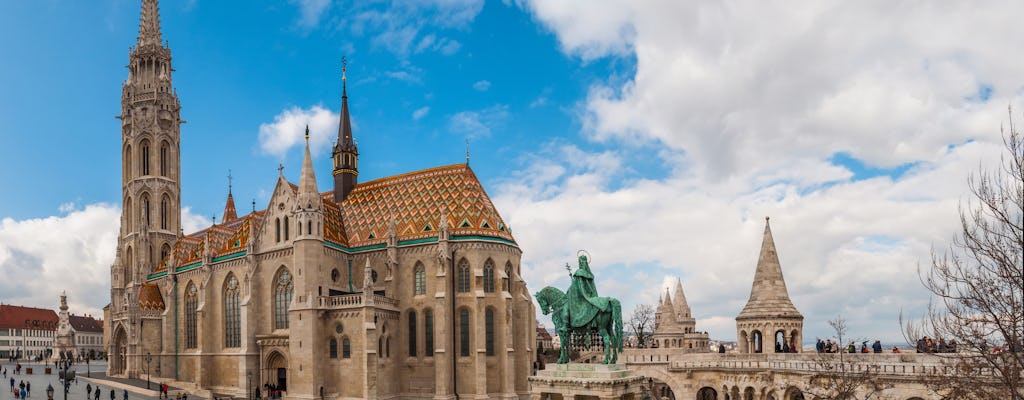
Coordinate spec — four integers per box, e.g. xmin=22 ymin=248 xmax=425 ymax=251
xmin=86 ymin=384 xmax=92 ymax=400
xmin=816 ymin=338 xmax=824 ymax=353
xmin=718 ymin=343 xmax=726 ymax=353
xmin=948 ymin=339 xmax=958 ymax=353
xmin=872 ymin=340 xmax=882 ymax=354
xmin=122 ymin=390 xmax=127 ymax=400
xmin=892 ymin=346 xmax=901 ymax=353
xmin=24 ymin=382 xmax=29 ymax=398
xmin=94 ymin=387 xmax=100 ymax=400
xmin=109 ymin=389 xmax=114 ymax=400
xmin=847 ymin=342 xmax=855 ymax=353
xmin=938 ymin=338 xmax=947 ymax=353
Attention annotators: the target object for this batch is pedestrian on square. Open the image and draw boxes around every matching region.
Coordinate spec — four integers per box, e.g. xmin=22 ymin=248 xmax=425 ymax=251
xmin=86 ymin=384 xmax=92 ymax=400
xmin=122 ymin=389 xmax=127 ymax=400
xmin=93 ymin=387 xmax=100 ymax=400
xmin=20 ymin=388 xmax=25 ymax=400
xmin=24 ymin=382 xmax=28 ymax=397
xmin=9 ymin=378 xmax=13 ymax=392
xmin=108 ymin=389 xmax=114 ymax=400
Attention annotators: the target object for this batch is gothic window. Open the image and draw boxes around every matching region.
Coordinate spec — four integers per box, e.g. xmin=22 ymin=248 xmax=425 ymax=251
xmin=503 ymin=262 xmax=512 ymax=292
xmin=424 ymin=309 xmax=434 ymax=356
xmin=224 ymin=274 xmax=241 ymax=348
xmin=274 ymin=269 xmax=293 ymax=329
xmin=160 ymin=244 xmax=170 ymax=266
xmin=413 ymin=262 xmax=426 ymax=296
xmin=142 ymin=194 xmax=151 ymax=227
xmin=459 ymin=308 xmax=470 ymax=357
xmin=159 ymin=142 xmax=168 ymax=176
xmin=408 ymin=310 xmax=417 ymax=357
xmin=307 ymin=220 xmax=312 ymax=235
xmin=160 ymin=195 xmax=169 ymax=230
xmin=485 ymin=308 xmax=495 ymax=356
xmin=284 ymin=216 xmax=290 ymax=240
xmin=125 ymin=197 xmax=133 ymax=232
xmin=386 ymin=337 xmax=390 ymax=358
xmin=457 ymin=259 xmax=470 ymax=293
xmin=185 ymin=283 xmax=197 ymax=348
xmin=141 ymin=141 xmax=150 ymax=176
xmin=275 ymin=218 xmax=281 ymax=242
xmin=125 ymin=145 xmax=132 ymax=180
xmin=342 ymin=338 xmax=351 ymax=358
xmin=329 ymin=338 xmax=338 ymax=358
xmin=483 ymin=259 xmax=495 ymax=293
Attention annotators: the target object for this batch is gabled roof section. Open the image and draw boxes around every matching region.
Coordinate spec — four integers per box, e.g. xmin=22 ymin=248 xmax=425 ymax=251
xmin=338 ymin=163 xmax=515 ymax=247
xmin=0 ymin=304 xmax=58 ymax=330
xmin=737 ymin=218 xmax=803 ymax=320
xmin=139 ymin=283 xmax=165 ymax=312
xmin=69 ymin=315 xmax=104 ymax=333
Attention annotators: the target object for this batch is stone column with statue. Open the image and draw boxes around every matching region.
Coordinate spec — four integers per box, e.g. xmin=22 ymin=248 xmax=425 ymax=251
xmin=52 ymin=291 xmax=77 ymax=361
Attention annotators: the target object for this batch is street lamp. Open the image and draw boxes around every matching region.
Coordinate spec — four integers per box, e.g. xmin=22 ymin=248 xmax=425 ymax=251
xmin=145 ymin=353 xmax=152 ymax=389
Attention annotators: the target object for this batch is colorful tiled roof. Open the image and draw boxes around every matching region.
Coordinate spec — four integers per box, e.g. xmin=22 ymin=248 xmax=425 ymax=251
xmin=0 ymin=304 xmax=59 ymax=330
xmin=154 ymin=163 xmax=513 ymax=273
xmin=339 ymin=163 xmax=514 ymax=247
xmin=138 ymin=283 xmax=165 ymax=312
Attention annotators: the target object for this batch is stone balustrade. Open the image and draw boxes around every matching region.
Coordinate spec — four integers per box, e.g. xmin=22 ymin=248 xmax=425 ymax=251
xmin=316 ymin=293 xmax=400 ymax=310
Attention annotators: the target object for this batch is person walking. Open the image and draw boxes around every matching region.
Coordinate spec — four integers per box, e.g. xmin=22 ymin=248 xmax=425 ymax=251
xmin=122 ymin=389 xmax=127 ymax=400
xmin=872 ymin=340 xmax=882 ymax=353
xmin=108 ymin=389 xmax=114 ymax=400
xmin=86 ymin=385 xmax=92 ymax=400
xmin=93 ymin=387 xmax=100 ymax=400
xmin=19 ymin=388 xmax=25 ymax=400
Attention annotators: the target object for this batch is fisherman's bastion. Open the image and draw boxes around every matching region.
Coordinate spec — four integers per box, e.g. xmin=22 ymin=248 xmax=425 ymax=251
xmin=103 ymin=2 xmax=958 ymax=400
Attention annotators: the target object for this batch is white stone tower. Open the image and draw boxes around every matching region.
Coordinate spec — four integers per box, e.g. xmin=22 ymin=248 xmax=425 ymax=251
xmin=109 ymin=0 xmax=182 ymax=377
xmin=736 ymin=217 xmax=804 ymax=353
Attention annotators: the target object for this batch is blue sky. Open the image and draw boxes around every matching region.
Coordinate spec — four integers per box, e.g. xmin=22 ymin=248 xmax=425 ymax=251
xmin=1 ymin=0 xmax=1022 ymax=345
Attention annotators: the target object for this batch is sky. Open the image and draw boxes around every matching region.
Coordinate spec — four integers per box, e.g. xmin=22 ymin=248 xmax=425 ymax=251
xmin=0 ymin=0 xmax=1022 ymax=344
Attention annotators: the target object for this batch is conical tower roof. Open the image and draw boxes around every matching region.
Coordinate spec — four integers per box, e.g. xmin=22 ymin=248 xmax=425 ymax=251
xmin=737 ymin=217 xmax=802 ymax=320
xmin=673 ymin=278 xmax=691 ymax=315
xmin=222 ymin=193 xmax=237 ymax=223
xmin=297 ymin=126 xmax=321 ymax=209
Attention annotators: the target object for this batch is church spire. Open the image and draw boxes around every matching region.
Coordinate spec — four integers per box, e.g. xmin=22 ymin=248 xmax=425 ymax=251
xmin=332 ymin=57 xmax=359 ymax=202
xmin=737 ymin=217 xmax=802 ymax=320
xmin=299 ymin=126 xmax=320 ymax=199
xmin=673 ymin=277 xmax=691 ymax=315
xmin=137 ymin=0 xmax=163 ymax=48
xmin=222 ymin=170 xmax=237 ymax=223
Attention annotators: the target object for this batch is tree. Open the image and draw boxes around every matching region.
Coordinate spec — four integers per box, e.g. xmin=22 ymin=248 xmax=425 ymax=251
xmin=629 ymin=303 xmax=656 ymax=348
xmin=905 ymin=108 xmax=1023 ymax=399
xmin=805 ymin=316 xmax=890 ymax=400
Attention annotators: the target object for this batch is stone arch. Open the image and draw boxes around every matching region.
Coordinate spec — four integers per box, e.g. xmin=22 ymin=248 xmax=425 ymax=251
xmin=790 ymin=329 xmax=801 ymax=353
xmin=634 ymin=366 xmax=686 ymax=400
xmin=731 ymin=386 xmax=740 ymax=400
xmin=110 ymin=323 xmax=128 ymax=375
xmin=743 ymin=387 xmax=755 ymax=400
xmin=783 ymin=387 xmax=805 ymax=400
xmin=264 ymin=350 xmax=288 ymax=392
xmin=696 ymin=387 xmax=717 ymax=400
xmin=159 ymin=139 xmax=170 ymax=177
xmin=124 ymin=144 xmax=133 ymax=180
xmin=775 ymin=329 xmax=787 ymax=352
xmin=139 ymin=138 xmax=151 ymax=176
xmin=751 ymin=330 xmax=763 ymax=353
xmin=738 ymin=330 xmax=749 ymax=353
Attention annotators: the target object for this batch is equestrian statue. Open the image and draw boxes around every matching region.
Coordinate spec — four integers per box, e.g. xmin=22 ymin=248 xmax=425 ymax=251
xmin=535 ymin=251 xmax=623 ymax=364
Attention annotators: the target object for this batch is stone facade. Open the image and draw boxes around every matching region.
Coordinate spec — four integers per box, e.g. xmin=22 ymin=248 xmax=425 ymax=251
xmin=104 ymin=2 xmax=537 ymax=399
xmin=653 ymin=279 xmax=709 ymax=353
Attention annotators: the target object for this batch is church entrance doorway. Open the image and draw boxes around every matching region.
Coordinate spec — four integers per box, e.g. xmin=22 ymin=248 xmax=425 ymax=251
xmin=111 ymin=326 xmax=128 ymax=375
xmin=263 ymin=350 xmax=287 ymax=395
xmin=277 ymin=368 xmax=287 ymax=391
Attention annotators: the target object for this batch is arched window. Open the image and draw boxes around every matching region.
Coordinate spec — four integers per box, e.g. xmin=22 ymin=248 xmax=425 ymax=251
xmin=386 ymin=337 xmax=390 ymax=358
xmin=140 ymin=140 xmax=150 ymax=175
xmin=185 ymin=283 xmax=198 ymax=348
xmin=483 ymin=259 xmax=495 ymax=293
xmin=284 ymin=216 xmax=289 ymax=240
xmin=307 ymin=220 xmax=311 ymax=235
xmin=142 ymin=194 xmax=151 ymax=227
xmin=160 ymin=195 xmax=168 ymax=230
xmin=224 ymin=274 xmax=241 ymax=348
xmin=424 ymin=309 xmax=434 ymax=356
xmin=274 ymin=269 xmax=294 ymax=329
xmin=485 ymin=308 xmax=495 ymax=356
xmin=275 ymin=218 xmax=281 ymax=242
xmin=329 ymin=338 xmax=338 ymax=358
xmin=503 ymin=262 xmax=512 ymax=292
xmin=159 ymin=141 xmax=168 ymax=176
xmin=160 ymin=244 xmax=170 ymax=267
xmin=457 ymin=259 xmax=470 ymax=293
xmin=408 ymin=310 xmax=417 ymax=357
xmin=342 ymin=338 xmax=351 ymax=358
xmin=459 ymin=308 xmax=470 ymax=357
xmin=125 ymin=145 xmax=132 ymax=180
xmin=125 ymin=197 xmax=133 ymax=232
xmin=413 ymin=262 xmax=426 ymax=295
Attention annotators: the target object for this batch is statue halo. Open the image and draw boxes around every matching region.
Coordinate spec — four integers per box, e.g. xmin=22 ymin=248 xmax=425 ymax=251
xmin=577 ymin=249 xmax=592 ymax=264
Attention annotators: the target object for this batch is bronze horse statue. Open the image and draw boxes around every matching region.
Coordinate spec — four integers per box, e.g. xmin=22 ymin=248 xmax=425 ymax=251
xmin=535 ymin=285 xmax=623 ymax=364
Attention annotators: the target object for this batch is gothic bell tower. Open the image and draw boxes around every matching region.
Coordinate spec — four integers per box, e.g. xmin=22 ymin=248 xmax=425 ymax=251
xmin=111 ymin=0 xmax=182 ymax=323
xmin=332 ymin=58 xmax=358 ymax=202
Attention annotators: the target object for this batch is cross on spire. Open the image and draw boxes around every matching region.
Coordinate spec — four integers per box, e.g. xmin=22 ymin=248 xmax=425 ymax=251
xmin=277 ymin=164 xmax=284 ymax=175
xmin=227 ymin=169 xmax=233 ymax=195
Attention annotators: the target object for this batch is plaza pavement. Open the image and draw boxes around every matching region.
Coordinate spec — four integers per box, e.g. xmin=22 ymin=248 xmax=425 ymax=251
xmin=0 ymin=362 xmax=203 ymax=400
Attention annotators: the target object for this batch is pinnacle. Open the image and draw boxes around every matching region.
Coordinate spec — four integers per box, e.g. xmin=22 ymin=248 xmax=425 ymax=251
xmin=137 ymin=0 xmax=163 ymax=47
xmin=737 ymin=217 xmax=802 ymax=320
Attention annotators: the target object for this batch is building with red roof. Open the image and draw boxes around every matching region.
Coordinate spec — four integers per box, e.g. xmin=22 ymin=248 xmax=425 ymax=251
xmin=0 ymin=304 xmax=58 ymax=359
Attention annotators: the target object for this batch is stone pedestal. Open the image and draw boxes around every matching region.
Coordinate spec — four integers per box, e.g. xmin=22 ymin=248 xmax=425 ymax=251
xmin=529 ymin=364 xmax=644 ymax=400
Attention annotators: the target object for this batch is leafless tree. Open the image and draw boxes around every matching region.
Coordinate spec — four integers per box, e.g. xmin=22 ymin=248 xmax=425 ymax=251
xmin=903 ymin=107 xmax=1024 ymax=399
xmin=629 ymin=303 xmax=656 ymax=348
xmin=805 ymin=316 xmax=890 ymax=400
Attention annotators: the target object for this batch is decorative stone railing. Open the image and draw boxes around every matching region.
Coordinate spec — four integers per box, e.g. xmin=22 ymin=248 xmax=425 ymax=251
xmin=316 ymin=293 xmax=400 ymax=310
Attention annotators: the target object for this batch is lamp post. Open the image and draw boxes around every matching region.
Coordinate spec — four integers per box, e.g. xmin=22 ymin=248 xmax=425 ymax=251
xmin=144 ymin=353 xmax=152 ymax=389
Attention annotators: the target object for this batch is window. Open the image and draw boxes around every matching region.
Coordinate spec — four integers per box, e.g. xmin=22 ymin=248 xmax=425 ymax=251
xmin=307 ymin=221 xmax=312 ymax=235
xmin=329 ymin=338 xmax=338 ymax=358
xmin=185 ymin=283 xmax=197 ymax=348
xmin=224 ymin=274 xmax=241 ymax=348
xmin=141 ymin=142 xmax=150 ymax=175
xmin=275 ymin=218 xmax=281 ymax=242
xmin=142 ymin=194 xmax=151 ymax=227
xmin=342 ymin=338 xmax=351 ymax=358
xmin=284 ymin=216 xmax=289 ymax=240
xmin=485 ymin=308 xmax=495 ymax=356
xmin=424 ymin=309 xmax=434 ymax=356
xmin=125 ymin=198 xmax=133 ymax=232
xmin=160 ymin=244 xmax=170 ymax=266
xmin=457 ymin=259 xmax=470 ymax=293
xmin=504 ymin=262 xmax=512 ymax=292
xmin=160 ymin=196 xmax=169 ymax=230
xmin=386 ymin=337 xmax=390 ymax=358
xmin=125 ymin=145 xmax=132 ymax=180
xmin=413 ymin=263 xmax=426 ymax=295
xmin=160 ymin=143 xmax=168 ymax=176
xmin=408 ymin=311 xmax=417 ymax=357
xmin=459 ymin=308 xmax=470 ymax=357
xmin=483 ymin=259 xmax=495 ymax=293
xmin=274 ymin=269 xmax=294 ymax=329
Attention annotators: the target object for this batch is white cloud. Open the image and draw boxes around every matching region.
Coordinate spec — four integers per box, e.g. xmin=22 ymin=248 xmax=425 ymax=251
xmin=412 ymin=106 xmax=430 ymax=120
xmin=257 ymin=105 xmax=340 ymax=159
xmin=473 ymin=80 xmax=491 ymax=91
xmin=448 ymin=104 xmax=509 ymax=139
xmin=289 ymin=0 xmax=331 ymax=29
xmin=508 ymin=0 xmax=1024 ymax=342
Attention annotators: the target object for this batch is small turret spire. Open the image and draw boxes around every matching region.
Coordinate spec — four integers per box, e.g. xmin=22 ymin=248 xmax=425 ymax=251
xmin=222 ymin=170 xmax=238 ymax=223
xmin=332 ymin=56 xmax=359 ymax=202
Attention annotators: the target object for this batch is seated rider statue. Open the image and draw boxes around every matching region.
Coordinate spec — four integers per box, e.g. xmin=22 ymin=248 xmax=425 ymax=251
xmin=565 ymin=254 xmax=612 ymax=327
